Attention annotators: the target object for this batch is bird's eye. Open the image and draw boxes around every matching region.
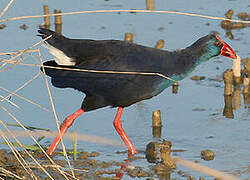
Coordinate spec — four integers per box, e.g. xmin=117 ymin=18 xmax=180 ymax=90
xmin=216 ymin=41 xmax=223 ymax=47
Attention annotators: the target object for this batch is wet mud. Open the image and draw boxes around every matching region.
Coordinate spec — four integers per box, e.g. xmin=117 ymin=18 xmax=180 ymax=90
xmin=0 ymin=148 xmax=172 ymax=179
xmin=0 ymin=138 xmax=224 ymax=179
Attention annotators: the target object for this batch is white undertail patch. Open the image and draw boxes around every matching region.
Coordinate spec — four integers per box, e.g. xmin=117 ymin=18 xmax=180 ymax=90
xmin=43 ymin=42 xmax=76 ymax=66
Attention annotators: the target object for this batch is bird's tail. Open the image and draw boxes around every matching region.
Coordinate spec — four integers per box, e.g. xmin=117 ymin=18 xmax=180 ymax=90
xmin=37 ymin=27 xmax=68 ymax=49
xmin=38 ymin=28 xmax=76 ymax=66
xmin=37 ymin=27 xmax=63 ymax=40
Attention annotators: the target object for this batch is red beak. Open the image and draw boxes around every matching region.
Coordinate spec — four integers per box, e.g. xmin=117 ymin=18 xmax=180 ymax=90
xmin=215 ymin=35 xmax=237 ymax=59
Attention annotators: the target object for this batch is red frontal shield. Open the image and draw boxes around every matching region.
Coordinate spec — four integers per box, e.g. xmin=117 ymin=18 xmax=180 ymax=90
xmin=215 ymin=35 xmax=237 ymax=59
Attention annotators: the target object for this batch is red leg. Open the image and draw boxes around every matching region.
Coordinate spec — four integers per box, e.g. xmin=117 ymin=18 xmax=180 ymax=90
xmin=113 ymin=107 xmax=137 ymax=155
xmin=46 ymin=108 xmax=84 ymax=155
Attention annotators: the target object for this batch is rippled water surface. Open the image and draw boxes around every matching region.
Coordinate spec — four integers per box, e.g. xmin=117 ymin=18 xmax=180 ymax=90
xmin=0 ymin=0 xmax=249 ymax=179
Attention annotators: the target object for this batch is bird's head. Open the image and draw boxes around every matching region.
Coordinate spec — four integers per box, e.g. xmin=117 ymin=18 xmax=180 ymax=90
xmin=189 ymin=34 xmax=237 ymax=60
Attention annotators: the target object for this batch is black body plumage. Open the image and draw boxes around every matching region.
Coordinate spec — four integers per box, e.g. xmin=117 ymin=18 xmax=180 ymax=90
xmin=38 ymin=28 xmax=221 ymax=111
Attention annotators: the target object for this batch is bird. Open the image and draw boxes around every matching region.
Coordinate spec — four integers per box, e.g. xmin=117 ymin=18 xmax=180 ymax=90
xmin=38 ymin=27 xmax=236 ymax=155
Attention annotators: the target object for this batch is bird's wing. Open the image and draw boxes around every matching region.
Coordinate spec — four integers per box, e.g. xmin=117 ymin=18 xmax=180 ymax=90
xmin=38 ymin=28 xmax=120 ymax=66
xmin=38 ymin=28 xmax=169 ymax=72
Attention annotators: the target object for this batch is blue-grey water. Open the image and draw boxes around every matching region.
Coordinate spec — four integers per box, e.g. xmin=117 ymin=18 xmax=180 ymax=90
xmin=0 ymin=0 xmax=249 ymax=179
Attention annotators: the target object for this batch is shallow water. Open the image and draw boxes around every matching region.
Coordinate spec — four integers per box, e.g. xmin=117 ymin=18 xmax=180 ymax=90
xmin=0 ymin=0 xmax=249 ymax=179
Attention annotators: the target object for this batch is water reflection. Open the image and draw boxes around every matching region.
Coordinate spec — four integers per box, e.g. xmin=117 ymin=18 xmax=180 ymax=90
xmin=152 ymin=164 xmax=172 ymax=180
xmin=220 ymin=9 xmax=250 ymax=39
xmin=115 ymin=159 xmax=129 ymax=179
xmin=223 ymin=95 xmax=234 ymax=119
xmin=222 ymin=55 xmax=249 ymax=118
xmin=115 ymin=153 xmax=153 ymax=179
xmin=223 ymin=84 xmax=249 ymax=118
xmin=142 ymin=109 xmax=176 ymax=179
xmin=243 ymin=93 xmax=250 ymax=108
xmin=232 ymin=86 xmax=242 ymax=110
xmin=145 ymin=139 xmax=175 ymax=180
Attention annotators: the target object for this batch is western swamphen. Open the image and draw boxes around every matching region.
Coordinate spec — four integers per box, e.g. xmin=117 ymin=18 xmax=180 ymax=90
xmin=38 ymin=28 xmax=236 ymax=155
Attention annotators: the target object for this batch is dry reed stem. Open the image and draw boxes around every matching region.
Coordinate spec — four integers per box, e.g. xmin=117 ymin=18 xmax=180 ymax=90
xmin=0 ymin=36 xmax=52 ymax=73
xmin=0 ymin=86 xmax=49 ymax=112
xmin=0 ymin=167 xmax=23 ymax=180
xmin=0 ymin=60 xmax=42 ymax=67
xmin=0 ymin=105 xmax=69 ymax=179
xmin=30 ymin=51 xmax=44 ymax=64
xmin=28 ymin=162 xmax=86 ymax=179
xmin=1 ymin=47 xmax=76 ymax=179
xmin=0 ymin=128 xmax=37 ymax=179
xmin=38 ymin=49 xmax=75 ymax=179
xmin=0 ymin=0 xmax=15 ymax=19
xmin=0 ymin=56 xmax=24 ymax=72
xmin=174 ymin=157 xmax=241 ymax=180
xmin=0 ymin=9 xmax=250 ymax=24
xmin=28 ymin=164 xmax=88 ymax=173
xmin=0 ymin=94 xmax=20 ymax=109
xmin=0 ymin=53 xmax=33 ymax=74
xmin=0 ymin=61 xmax=8 ymax=69
xmin=0 ymin=119 xmax=53 ymax=179
xmin=0 ymin=49 xmax=37 ymax=56
xmin=1 ymin=59 xmax=177 ymax=82
xmin=0 ymin=72 xmax=41 ymax=103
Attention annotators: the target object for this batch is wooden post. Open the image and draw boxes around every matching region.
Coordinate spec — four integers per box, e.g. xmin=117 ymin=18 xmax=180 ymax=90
xmin=152 ymin=110 xmax=162 ymax=127
xmin=146 ymin=0 xmax=155 ymax=10
xmin=152 ymin=110 xmax=162 ymax=138
xmin=124 ymin=33 xmax=133 ymax=42
xmin=43 ymin=5 xmax=50 ymax=28
xmin=54 ymin=9 xmax=62 ymax=35
xmin=155 ymin=40 xmax=165 ymax=49
xmin=54 ymin=9 xmax=62 ymax=25
xmin=223 ymin=69 xmax=233 ymax=96
xmin=172 ymin=82 xmax=179 ymax=94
